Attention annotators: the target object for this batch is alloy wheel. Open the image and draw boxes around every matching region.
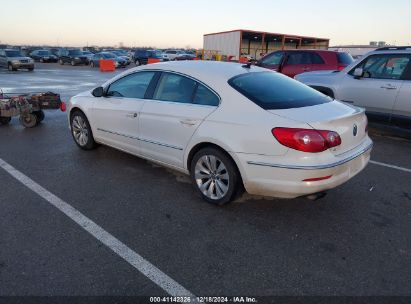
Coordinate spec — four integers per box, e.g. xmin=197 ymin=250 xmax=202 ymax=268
xmin=72 ymin=115 xmax=89 ymax=147
xmin=194 ymin=155 xmax=229 ymax=200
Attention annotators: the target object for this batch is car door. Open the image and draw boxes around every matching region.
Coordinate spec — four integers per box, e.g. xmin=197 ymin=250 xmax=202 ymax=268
xmin=139 ymin=72 xmax=219 ymax=168
xmin=257 ymin=51 xmax=284 ymax=71
xmin=280 ymin=52 xmax=309 ymax=77
xmin=92 ymin=71 xmax=156 ymax=154
xmin=337 ymin=54 xmax=410 ymax=123
xmin=391 ymin=61 xmax=411 ymax=129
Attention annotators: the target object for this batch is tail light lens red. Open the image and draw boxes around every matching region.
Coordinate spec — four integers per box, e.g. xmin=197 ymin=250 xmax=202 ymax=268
xmin=337 ymin=65 xmax=346 ymax=71
xmin=60 ymin=101 xmax=66 ymax=112
xmin=272 ymin=128 xmax=341 ymax=153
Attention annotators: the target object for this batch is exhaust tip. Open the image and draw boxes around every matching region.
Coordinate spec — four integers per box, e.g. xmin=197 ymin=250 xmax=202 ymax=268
xmin=306 ymin=192 xmax=327 ymax=201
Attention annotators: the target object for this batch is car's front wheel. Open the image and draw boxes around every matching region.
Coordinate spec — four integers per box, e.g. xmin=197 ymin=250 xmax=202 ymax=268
xmin=70 ymin=60 xmax=76 ymax=66
xmin=135 ymin=59 xmax=140 ymax=66
xmin=59 ymin=59 xmax=64 ymax=65
xmin=191 ymin=147 xmax=242 ymax=205
xmin=70 ymin=111 xmax=96 ymax=150
xmin=90 ymin=61 xmax=95 ymax=68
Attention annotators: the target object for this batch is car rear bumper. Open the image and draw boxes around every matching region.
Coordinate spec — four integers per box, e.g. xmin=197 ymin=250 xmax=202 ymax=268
xmin=234 ymin=137 xmax=373 ymax=198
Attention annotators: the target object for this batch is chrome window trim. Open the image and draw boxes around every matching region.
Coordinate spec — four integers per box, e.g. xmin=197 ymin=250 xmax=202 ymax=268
xmin=247 ymin=142 xmax=373 ymax=170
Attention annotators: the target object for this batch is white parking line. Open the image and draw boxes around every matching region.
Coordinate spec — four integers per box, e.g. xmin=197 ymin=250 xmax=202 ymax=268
xmin=370 ymin=160 xmax=411 ymax=173
xmin=0 ymin=157 xmax=195 ymax=297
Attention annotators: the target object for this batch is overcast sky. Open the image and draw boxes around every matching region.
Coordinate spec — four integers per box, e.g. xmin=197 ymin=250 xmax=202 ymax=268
xmin=1 ymin=0 xmax=410 ymax=48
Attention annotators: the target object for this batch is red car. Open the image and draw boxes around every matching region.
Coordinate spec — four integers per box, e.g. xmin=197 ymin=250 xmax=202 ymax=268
xmin=256 ymin=50 xmax=354 ymax=78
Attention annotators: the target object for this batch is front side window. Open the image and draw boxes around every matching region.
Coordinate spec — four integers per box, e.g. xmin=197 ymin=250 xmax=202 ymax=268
xmin=261 ymin=52 xmax=284 ymax=65
xmin=193 ymin=84 xmax=219 ymax=106
xmin=228 ymin=71 xmax=331 ymax=110
xmin=350 ymin=54 xmax=411 ymax=80
xmin=153 ymin=73 xmax=197 ymax=103
xmin=106 ymin=72 xmax=155 ymax=99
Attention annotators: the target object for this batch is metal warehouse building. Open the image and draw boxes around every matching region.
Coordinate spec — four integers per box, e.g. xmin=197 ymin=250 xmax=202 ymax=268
xmin=203 ymin=29 xmax=329 ymax=61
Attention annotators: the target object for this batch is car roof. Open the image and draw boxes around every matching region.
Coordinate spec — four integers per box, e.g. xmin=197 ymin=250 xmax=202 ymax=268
xmin=281 ymin=49 xmax=345 ymax=54
xmin=121 ymin=61 xmax=268 ymax=91
xmin=369 ymin=48 xmax=411 ymax=55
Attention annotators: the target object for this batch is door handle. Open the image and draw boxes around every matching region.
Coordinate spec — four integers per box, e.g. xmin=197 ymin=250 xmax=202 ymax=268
xmin=380 ymin=85 xmax=397 ymax=90
xmin=126 ymin=112 xmax=138 ymax=118
xmin=179 ymin=119 xmax=197 ymax=126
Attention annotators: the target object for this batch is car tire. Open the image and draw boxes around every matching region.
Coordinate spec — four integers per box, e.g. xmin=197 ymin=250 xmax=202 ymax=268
xmin=33 ymin=110 xmax=45 ymax=124
xmin=70 ymin=111 xmax=96 ymax=150
xmin=135 ymin=59 xmax=140 ymax=66
xmin=0 ymin=116 xmax=11 ymax=125
xmin=40 ymin=58 xmax=44 ymax=63
xmin=71 ymin=60 xmax=75 ymax=66
xmin=90 ymin=61 xmax=95 ymax=68
xmin=59 ymin=59 xmax=64 ymax=65
xmin=8 ymin=63 xmax=16 ymax=72
xmin=190 ymin=147 xmax=243 ymax=205
xmin=28 ymin=67 xmax=34 ymax=72
xmin=19 ymin=114 xmax=37 ymax=128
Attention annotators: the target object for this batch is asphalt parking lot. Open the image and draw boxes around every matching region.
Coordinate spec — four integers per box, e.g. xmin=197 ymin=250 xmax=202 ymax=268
xmin=0 ymin=63 xmax=411 ymax=301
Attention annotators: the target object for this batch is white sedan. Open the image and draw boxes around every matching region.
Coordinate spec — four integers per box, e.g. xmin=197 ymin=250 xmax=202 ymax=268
xmin=68 ymin=61 xmax=373 ymax=205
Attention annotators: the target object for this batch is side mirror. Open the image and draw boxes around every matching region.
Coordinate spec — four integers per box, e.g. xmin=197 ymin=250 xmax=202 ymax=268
xmin=92 ymin=87 xmax=104 ymax=97
xmin=353 ymin=68 xmax=364 ymax=79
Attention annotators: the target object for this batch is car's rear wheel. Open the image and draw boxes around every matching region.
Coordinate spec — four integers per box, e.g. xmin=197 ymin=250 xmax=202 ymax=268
xmin=59 ymin=59 xmax=64 ymax=65
xmin=191 ymin=147 xmax=242 ymax=205
xmin=90 ymin=61 xmax=95 ymax=68
xmin=70 ymin=111 xmax=96 ymax=150
xmin=71 ymin=60 xmax=75 ymax=66
xmin=40 ymin=58 xmax=44 ymax=63
xmin=135 ymin=59 xmax=140 ymax=66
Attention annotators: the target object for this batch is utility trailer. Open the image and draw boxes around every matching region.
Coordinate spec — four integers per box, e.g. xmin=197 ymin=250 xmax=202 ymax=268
xmin=0 ymin=90 xmax=65 ymax=128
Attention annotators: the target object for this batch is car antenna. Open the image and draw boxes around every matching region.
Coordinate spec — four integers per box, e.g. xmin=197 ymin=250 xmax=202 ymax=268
xmin=242 ymin=62 xmax=252 ymax=69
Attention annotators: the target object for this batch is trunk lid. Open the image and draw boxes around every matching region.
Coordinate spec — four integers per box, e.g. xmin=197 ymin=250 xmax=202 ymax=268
xmin=268 ymin=101 xmax=368 ymax=155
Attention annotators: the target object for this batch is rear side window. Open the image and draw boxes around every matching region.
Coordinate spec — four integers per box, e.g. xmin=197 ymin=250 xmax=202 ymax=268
xmin=286 ymin=52 xmax=324 ymax=65
xmin=193 ymin=84 xmax=219 ymax=106
xmin=107 ymin=72 xmax=155 ymax=98
xmin=337 ymin=52 xmax=354 ymax=65
xmin=153 ymin=73 xmax=197 ymax=103
xmin=228 ymin=71 xmax=331 ymax=110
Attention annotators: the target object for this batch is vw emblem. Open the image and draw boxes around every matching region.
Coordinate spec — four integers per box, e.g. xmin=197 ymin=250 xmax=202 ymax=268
xmin=353 ymin=124 xmax=358 ymax=136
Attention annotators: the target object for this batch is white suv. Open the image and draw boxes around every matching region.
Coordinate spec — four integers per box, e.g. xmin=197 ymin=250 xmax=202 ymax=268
xmin=295 ymin=47 xmax=411 ymax=130
xmin=163 ymin=50 xmax=186 ymax=61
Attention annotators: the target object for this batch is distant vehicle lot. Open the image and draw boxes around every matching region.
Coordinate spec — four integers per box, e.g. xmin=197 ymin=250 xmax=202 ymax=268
xmin=0 ymin=63 xmax=410 ymax=298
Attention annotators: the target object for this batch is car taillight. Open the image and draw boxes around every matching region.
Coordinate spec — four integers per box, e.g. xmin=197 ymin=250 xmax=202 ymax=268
xmin=60 ymin=101 xmax=66 ymax=112
xmin=337 ymin=65 xmax=346 ymax=71
xmin=272 ymin=128 xmax=342 ymax=153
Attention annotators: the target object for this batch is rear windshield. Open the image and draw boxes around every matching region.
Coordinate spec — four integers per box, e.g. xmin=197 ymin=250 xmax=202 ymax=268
xmin=228 ymin=71 xmax=331 ymax=110
xmin=337 ymin=52 xmax=354 ymax=65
